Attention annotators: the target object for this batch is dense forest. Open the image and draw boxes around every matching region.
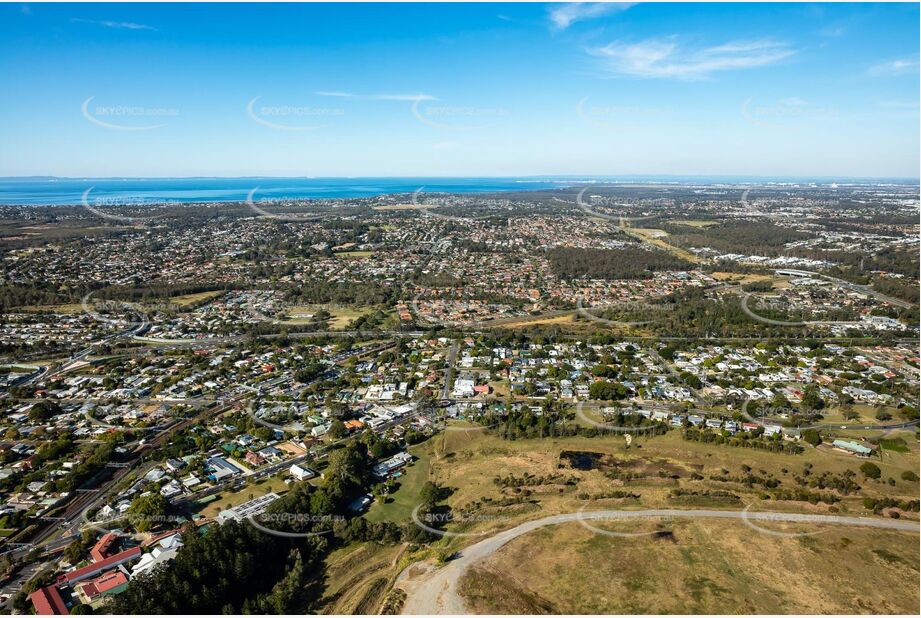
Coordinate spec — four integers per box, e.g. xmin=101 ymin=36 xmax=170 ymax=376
xmin=547 ymin=247 xmax=691 ymax=280
xmin=661 ymin=221 xmax=812 ymax=256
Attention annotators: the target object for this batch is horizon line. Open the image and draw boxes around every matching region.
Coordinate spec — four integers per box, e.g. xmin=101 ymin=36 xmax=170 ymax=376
xmin=2 ymin=174 xmax=918 ymax=182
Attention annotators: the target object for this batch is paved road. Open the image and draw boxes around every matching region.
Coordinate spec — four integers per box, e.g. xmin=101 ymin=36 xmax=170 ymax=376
xmin=397 ymin=508 xmax=919 ymax=615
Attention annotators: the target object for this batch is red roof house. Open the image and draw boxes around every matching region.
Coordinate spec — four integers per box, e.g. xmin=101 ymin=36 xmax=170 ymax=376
xmin=89 ymin=532 xmax=119 ymax=563
xmin=29 ymin=585 xmax=68 ymax=615
xmin=58 ymin=547 xmax=141 ymax=585
xmin=76 ymin=570 xmax=130 ymax=602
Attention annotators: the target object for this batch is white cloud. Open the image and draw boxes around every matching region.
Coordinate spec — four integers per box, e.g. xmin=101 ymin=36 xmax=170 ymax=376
xmin=867 ymin=58 xmax=919 ymax=77
xmin=779 ymin=97 xmax=807 ymax=106
xmin=373 ymin=94 xmax=437 ymax=101
xmin=315 ymin=92 xmax=436 ymax=101
xmin=588 ymin=38 xmax=796 ymax=80
xmin=548 ymin=2 xmax=633 ymax=31
xmin=314 ymin=91 xmax=354 ymax=98
xmin=71 ymin=18 xmax=156 ymax=31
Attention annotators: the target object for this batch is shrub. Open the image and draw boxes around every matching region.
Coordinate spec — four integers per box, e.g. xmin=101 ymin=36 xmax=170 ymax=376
xmin=859 ymin=462 xmax=881 ymax=480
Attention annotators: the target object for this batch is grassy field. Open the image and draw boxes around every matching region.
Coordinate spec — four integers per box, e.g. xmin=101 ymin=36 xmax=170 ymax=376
xmin=365 ymin=444 xmax=433 ymax=523
xmin=670 ymin=219 xmax=719 ymax=228
xmin=459 ymin=519 xmax=919 ymax=614
xmin=282 ymin=304 xmax=375 ymax=329
xmin=818 ymin=405 xmax=905 ymax=427
xmin=383 ymin=424 xmax=918 ymax=549
xmin=620 ymin=227 xmax=703 ymax=264
xmin=631 ymin=227 xmax=669 ymax=238
xmin=335 ymin=250 xmax=375 ymax=258
xmin=16 ymin=290 xmax=223 ymax=313
xmin=710 ymin=272 xmax=776 ymax=283
xmin=500 ymin=314 xmax=577 ymax=329
xmin=16 ymin=303 xmax=84 ymax=314
xmin=195 ymin=475 xmax=289 ymax=518
xmin=163 ymin=290 xmax=223 ymax=307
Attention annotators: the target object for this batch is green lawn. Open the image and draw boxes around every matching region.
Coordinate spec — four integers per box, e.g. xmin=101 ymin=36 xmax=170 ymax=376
xmin=878 ymin=437 xmax=910 ymax=453
xmin=196 ymin=474 xmax=290 ymax=518
xmin=365 ymin=444 xmax=432 ymax=523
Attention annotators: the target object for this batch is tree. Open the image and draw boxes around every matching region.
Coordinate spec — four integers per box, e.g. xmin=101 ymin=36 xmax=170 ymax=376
xmin=128 ymin=493 xmax=170 ymax=532
xmin=860 ymin=462 xmax=881 ymax=480
xmin=679 ymin=372 xmax=702 ymax=390
xmin=322 ymin=444 xmax=371 ymax=504
xmin=260 ymin=550 xmax=310 ymax=613
xmin=771 ymin=392 xmax=791 ymax=410
xmin=108 ymin=522 xmax=324 ymax=614
xmin=419 ymin=481 xmax=449 ymax=508
xmin=327 ymin=420 xmax=346 ymax=440
xmin=800 ymin=385 xmax=824 ymax=412
xmin=589 ymin=381 xmax=616 ymax=401
xmin=64 ymin=530 xmax=96 ymax=565
xmin=28 ymin=401 xmax=61 ymax=422
xmin=801 ymin=429 xmax=822 ymax=447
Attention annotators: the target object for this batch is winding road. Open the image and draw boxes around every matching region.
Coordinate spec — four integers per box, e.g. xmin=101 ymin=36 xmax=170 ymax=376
xmin=397 ymin=508 xmax=919 ymax=615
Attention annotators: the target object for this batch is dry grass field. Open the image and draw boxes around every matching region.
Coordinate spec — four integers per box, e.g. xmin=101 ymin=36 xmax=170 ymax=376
xmin=364 ymin=422 xmax=918 ymax=614
xmin=459 ymin=519 xmax=919 ymax=614
xmin=318 ymin=542 xmax=409 ymax=614
xmin=410 ymin=427 xmax=919 ymax=529
xmin=670 ymin=219 xmax=719 ymax=228
xmin=282 ymin=304 xmax=375 ymax=329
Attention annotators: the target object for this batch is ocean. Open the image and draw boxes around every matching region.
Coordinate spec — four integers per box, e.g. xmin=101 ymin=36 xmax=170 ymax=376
xmin=0 ymin=177 xmax=577 ymax=206
xmin=2 ymin=176 xmax=911 ymax=206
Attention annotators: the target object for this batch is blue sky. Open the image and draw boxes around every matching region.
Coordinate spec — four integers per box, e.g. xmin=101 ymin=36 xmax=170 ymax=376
xmin=1 ymin=2 xmax=918 ymax=178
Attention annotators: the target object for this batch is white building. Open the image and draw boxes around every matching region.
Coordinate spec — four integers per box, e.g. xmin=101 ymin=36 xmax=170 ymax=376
xmin=289 ymin=463 xmax=316 ymax=481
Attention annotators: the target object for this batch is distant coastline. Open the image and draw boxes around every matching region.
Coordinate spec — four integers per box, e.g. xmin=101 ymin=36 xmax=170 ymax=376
xmin=0 ymin=175 xmax=917 ymax=207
